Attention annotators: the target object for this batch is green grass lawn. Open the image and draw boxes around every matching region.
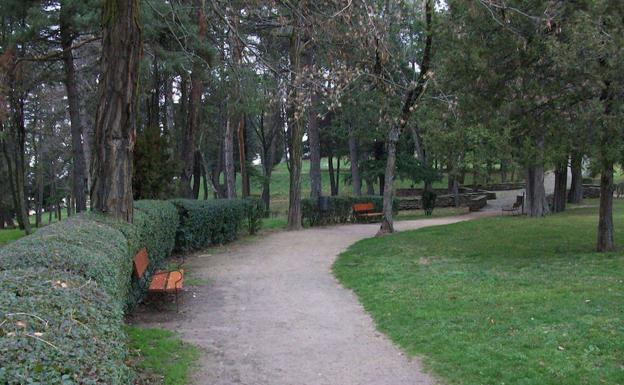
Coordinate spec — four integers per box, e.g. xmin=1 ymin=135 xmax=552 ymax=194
xmin=126 ymin=326 xmax=200 ymax=385
xmin=0 ymin=228 xmax=27 ymax=246
xmin=334 ymin=200 xmax=624 ymax=385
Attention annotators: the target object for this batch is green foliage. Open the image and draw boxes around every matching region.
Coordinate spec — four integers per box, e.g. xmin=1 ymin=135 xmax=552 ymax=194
xmin=422 ymin=190 xmax=437 ymax=216
xmin=133 ymin=130 xmax=178 ymax=200
xmin=0 ymin=268 xmax=132 ymax=385
xmin=172 ymin=198 xmax=263 ymax=251
xmin=127 ymin=326 xmax=199 ymax=385
xmin=301 ymin=195 xmax=399 ymax=227
xmin=0 ymin=215 xmax=131 ymax=299
xmin=334 ymin=201 xmax=624 ymax=385
xmin=243 ymin=197 xmax=264 ymax=235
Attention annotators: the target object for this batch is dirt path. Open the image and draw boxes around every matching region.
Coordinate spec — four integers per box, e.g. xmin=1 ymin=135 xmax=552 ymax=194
xmin=133 ymin=211 xmax=497 ymax=385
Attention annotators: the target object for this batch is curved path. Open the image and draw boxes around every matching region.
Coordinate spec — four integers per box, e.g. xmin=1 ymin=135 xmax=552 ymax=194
xmin=135 ymin=212 xmax=497 ymax=385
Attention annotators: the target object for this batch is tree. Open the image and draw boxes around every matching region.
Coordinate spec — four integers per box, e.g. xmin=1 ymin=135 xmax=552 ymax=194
xmin=91 ymin=0 xmax=142 ymax=221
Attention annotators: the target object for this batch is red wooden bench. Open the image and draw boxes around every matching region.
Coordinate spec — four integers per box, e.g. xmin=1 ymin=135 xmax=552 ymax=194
xmin=352 ymin=202 xmax=383 ymax=222
xmin=133 ymin=247 xmax=184 ymax=311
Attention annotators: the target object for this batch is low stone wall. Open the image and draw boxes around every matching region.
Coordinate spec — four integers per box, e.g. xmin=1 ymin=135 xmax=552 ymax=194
xmin=468 ymin=195 xmax=488 ymax=211
xmin=582 ymin=184 xmax=600 ymax=199
xmin=470 ymin=182 xmax=525 ymax=191
xmin=398 ymin=191 xmax=494 ymax=210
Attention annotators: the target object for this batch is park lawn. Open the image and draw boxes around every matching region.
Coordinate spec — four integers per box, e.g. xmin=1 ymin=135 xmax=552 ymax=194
xmin=0 ymin=228 xmax=27 ymax=246
xmin=334 ymin=201 xmax=624 ymax=385
xmin=126 ymin=327 xmax=200 ymax=385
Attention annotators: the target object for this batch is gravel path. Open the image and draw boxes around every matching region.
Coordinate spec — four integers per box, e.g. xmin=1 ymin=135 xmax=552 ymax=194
xmin=134 ymin=212 xmax=499 ymax=385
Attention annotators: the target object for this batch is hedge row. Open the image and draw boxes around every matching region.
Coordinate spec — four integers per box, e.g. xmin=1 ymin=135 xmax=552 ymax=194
xmin=172 ymin=198 xmax=263 ymax=251
xmin=301 ymin=195 xmax=399 ymax=226
xmin=0 ymin=215 xmax=133 ymax=384
xmin=0 ymin=198 xmax=262 ymax=384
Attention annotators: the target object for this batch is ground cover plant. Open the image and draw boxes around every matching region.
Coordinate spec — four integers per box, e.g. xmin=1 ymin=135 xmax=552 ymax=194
xmin=127 ymin=327 xmax=200 ymax=385
xmin=334 ymin=200 xmax=624 ymax=385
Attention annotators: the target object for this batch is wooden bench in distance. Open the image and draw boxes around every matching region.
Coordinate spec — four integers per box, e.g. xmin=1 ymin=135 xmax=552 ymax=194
xmin=133 ymin=247 xmax=184 ymax=311
xmin=352 ymin=203 xmax=383 ymax=223
xmin=502 ymin=195 xmax=524 ymax=216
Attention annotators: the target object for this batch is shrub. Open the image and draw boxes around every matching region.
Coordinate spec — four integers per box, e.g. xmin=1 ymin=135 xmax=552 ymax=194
xmin=133 ymin=200 xmax=178 ymax=264
xmin=243 ymin=197 xmax=264 ymax=235
xmin=172 ymin=198 xmax=263 ymax=251
xmin=301 ymin=195 xmax=399 ymax=226
xmin=87 ymin=201 xmax=179 ymax=309
xmin=0 ymin=215 xmax=130 ymax=299
xmin=0 ymin=268 xmax=132 ymax=385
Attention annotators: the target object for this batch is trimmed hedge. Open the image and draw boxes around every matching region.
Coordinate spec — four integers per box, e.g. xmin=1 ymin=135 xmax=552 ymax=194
xmin=0 ymin=215 xmax=132 ymax=384
xmin=302 ymin=195 xmax=399 ymax=226
xmin=0 ymin=216 xmax=131 ymax=299
xmin=0 ymin=197 xmax=263 ymax=383
xmin=172 ymin=198 xmax=263 ymax=251
xmin=0 ymin=268 xmax=131 ymax=385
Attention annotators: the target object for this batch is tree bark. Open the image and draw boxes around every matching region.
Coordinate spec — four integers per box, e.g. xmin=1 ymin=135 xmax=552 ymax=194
xmin=328 ymin=155 xmax=336 ymax=196
xmin=60 ymin=4 xmax=87 ymax=212
xmin=91 ymin=0 xmax=142 ymax=222
xmin=2 ymin=90 xmax=32 ymax=234
xmin=224 ymin=118 xmax=237 ymax=198
xmin=192 ymin=150 xmax=202 ymax=199
xmin=238 ymin=118 xmax=250 ymax=197
xmin=568 ymin=151 xmax=583 ymax=203
xmin=525 ymin=164 xmax=549 ymax=217
xmin=179 ymin=2 xmax=206 ymax=198
xmin=379 ymin=126 xmax=399 ymax=233
xmin=309 ymin=91 xmax=322 ymax=199
xmin=552 ymin=160 xmax=567 ymax=213
xmin=597 ymin=162 xmax=614 ymax=251
xmin=348 ymin=125 xmax=362 ymax=196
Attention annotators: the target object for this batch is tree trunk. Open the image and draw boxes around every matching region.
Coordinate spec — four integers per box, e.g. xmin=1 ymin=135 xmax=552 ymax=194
xmin=285 ymin=19 xmax=308 ymax=231
xmin=2 ymin=91 xmax=32 ymax=234
xmin=224 ymin=118 xmax=237 ymax=198
xmin=525 ymin=165 xmax=549 ymax=217
xmin=552 ymin=160 xmax=567 ymax=213
xmin=308 ymin=92 xmax=322 ymax=199
xmin=60 ymin=6 xmax=88 ymax=212
xmin=91 ymin=0 xmax=142 ymax=222
xmin=201 ymin=161 xmax=209 ymax=200
xmin=597 ymin=161 xmax=614 ymax=251
xmin=348 ymin=125 xmax=361 ymax=196
xmin=568 ymin=152 xmax=583 ymax=203
xmin=366 ymin=179 xmax=375 ymax=195
xmin=328 ymin=155 xmax=336 ymax=196
xmin=179 ymin=2 xmax=206 ymax=198
xmin=238 ymin=118 xmax=250 ymax=197
xmin=379 ymin=126 xmax=399 ymax=234
xmin=192 ymin=150 xmax=202 ymax=199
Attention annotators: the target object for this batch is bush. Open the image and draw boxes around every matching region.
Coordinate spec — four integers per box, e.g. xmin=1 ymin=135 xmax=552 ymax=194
xmin=0 ymin=215 xmax=131 ymax=299
xmin=0 ymin=268 xmax=132 ymax=385
xmin=133 ymin=200 xmax=178 ymax=264
xmin=172 ymin=198 xmax=263 ymax=251
xmin=301 ymin=195 xmax=399 ymax=226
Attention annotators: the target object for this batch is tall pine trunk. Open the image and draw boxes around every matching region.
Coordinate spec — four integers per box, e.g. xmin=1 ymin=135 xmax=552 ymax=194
xmin=179 ymin=2 xmax=206 ymax=198
xmin=308 ymin=91 xmax=322 ymax=199
xmin=597 ymin=162 xmax=614 ymax=251
xmin=91 ymin=0 xmax=141 ymax=222
xmin=552 ymin=160 xmax=567 ymax=213
xmin=348 ymin=125 xmax=361 ymax=196
xmin=568 ymin=151 xmax=583 ymax=203
xmin=60 ymin=4 xmax=87 ymax=212
xmin=224 ymin=118 xmax=236 ymax=198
